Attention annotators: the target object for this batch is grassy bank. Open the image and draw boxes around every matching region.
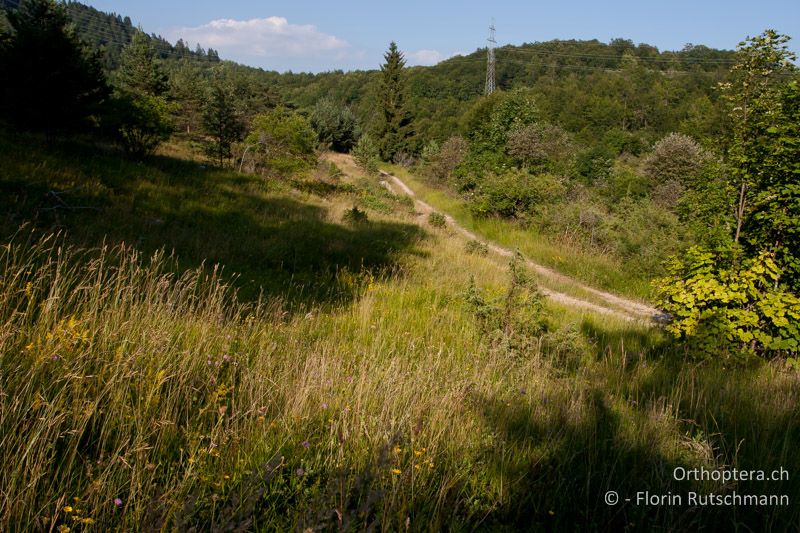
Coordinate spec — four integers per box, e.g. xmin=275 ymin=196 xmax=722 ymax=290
xmin=0 ymin=136 xmax=798 ymax=530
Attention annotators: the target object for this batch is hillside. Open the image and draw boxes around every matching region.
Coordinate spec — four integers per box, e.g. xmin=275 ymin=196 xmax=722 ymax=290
xmin=1 ymin=1 xmax=799 ymax=530
xmin=1 ymin=1 xmax=736 ymax=145
xmin=1 ymin=132 xmax=798 ymax=530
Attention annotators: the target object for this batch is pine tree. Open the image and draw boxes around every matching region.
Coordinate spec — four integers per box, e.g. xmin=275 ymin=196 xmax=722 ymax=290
xmin=376 ymin=41 xmax=415 ymax=161
xmin=203 ymin=83 xmax=244 ymax=167
xmin=115 ymin=31 xmax=168 ymax=97
xmin=0 ymin=0 xmax=108 ymax=135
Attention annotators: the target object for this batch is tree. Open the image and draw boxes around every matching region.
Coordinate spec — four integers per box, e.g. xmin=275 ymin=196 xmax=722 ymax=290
xmin=0 ymin=0 xmax=108 ymax=135
xmin=507 ymin=122 xmax=574 ymax=170
xmin=114 ymin=31 xmax=169 ymax=98
xmin=109 ymin=31 xmax=172 ymax=157
xmin=203 ymin=83 xmax=244 ymax=167
xmin=377 ymin=41 xmax=415 ymax=161
xmin=720 ymin=30 xmax=797 ymax=246
xmin=245 ymin=107 xmax=316 ymax=176
xmin=310 ymin=97 xmax=360 ymax=152
xmin=352 ymin=133 xmax=380 ymax=175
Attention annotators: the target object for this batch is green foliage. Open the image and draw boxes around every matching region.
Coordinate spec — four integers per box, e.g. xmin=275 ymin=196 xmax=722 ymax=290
xmin=643 ymin=133 xmax=710 ymax=187
xmin=657 ymin=247 xmax=800 ymax=357
xmin=310 ymin=97 xmax=360 ymax=152
xmin=377 ymin=42 xmax=415 ymax=161
xmin=507 ymin=122 xmax=574 ymax=171
xmin=427 ymin=211 xmax=446 ymax=228
xmin=351 ymin=133 xmax=380 ymax=175
xmin=341 ymin=205 xmax=369 ymax=225
xmin=464 ymin=253 xmax=547 ymax=353
xmin=0 ymin=0 xmax=108 ymax=134
xmin=107 ymin=92 xmax=173 ymax=157
xmin=203 ymin=83 xmax=244 ymax=167
xmin=464 ymin=239 xmax=489 ymax=256
xmin=472 ymin=171 xmax=566 ymax=219
xmin=246 ymin=107 xmax=317 ymax=177
xmin=108 ymin=31 xmax=173 ymax=157
xmin=114 ymin=31 xmax=169 ymax=97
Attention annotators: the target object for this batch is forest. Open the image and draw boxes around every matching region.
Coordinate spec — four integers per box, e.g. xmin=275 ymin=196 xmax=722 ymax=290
xmin=0 ymin=0 xmax=799 ymax=530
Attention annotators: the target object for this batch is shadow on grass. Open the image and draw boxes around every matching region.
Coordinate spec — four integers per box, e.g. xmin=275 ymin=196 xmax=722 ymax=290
xmin=454 ymin=321 xmax=800 ymax=531
xmin=0 ymin=133 xmax=426 ymax=309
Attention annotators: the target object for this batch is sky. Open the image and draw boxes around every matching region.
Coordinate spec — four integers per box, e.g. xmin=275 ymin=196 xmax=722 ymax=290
xmin=82 ymin=0 xmax=800 ymax=73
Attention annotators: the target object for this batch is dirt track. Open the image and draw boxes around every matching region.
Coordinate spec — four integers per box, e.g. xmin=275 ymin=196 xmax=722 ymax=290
xmin=326 ymin=153 xmax=665 ymax=323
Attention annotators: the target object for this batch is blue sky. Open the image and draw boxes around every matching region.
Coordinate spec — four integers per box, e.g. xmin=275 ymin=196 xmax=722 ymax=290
xmin=83 ymin=0 xmax=800 ymax=73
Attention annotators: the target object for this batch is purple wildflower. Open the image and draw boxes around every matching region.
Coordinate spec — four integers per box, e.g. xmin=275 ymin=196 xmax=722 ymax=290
xmin=296 ymin=468 xmax=305 ymax=476
xmin=301 ymin=440 xmax=310 ymax=449
xmin=114 ymin=498 xmax=123 ymax=507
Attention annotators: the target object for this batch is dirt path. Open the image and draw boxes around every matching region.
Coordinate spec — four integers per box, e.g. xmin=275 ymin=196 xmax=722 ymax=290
xmin=326 ymin=153 xmax=665 ymax=323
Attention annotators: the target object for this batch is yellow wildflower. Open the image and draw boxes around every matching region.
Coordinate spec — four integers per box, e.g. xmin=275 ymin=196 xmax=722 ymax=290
xmin=81 ymin=518 xmax=94 ymax=525
xmin=391 ymin=468 xmax=402 ymax=475
xmin=63 ymin=506 xmax=73 ymax=513
xmin=57 ymin=526 xmax=70 ymax=533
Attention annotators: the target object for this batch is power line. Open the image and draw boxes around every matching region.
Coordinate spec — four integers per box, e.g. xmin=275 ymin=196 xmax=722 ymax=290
xmin=485 ymin=20 xmax=496 ymax=95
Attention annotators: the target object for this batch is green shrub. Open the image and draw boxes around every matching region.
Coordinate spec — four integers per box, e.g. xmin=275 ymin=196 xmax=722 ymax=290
xmin=246 ymin=107 xmax=317 ymax=177
xmin=656 ymin=247 xmax=800 ymax=358
xmin=342 ymin=205 xmax=369 ymax=225
xmin=465 ymin=240 xmax=489 ymax=256
xmin=352 ymin=133 xmax=380 ymax=175
xmin=427 ymin=212 xmax=446 ymax=228
xmin=464 ymin=253 xmax=547 ymax=355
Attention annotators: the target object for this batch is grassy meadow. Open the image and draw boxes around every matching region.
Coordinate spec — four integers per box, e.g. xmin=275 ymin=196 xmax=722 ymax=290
xmin=0 ymin=133 xmax=798 ymax=531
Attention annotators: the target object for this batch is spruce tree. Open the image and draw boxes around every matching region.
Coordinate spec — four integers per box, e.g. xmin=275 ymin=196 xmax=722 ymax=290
xmin=203 ymin=83 xmax=244 ymax=167
xmin=0 ymin=0 xmax=107 ymax=134
xmin=115 ymin=31 xmax=169 ymax=97
xmin=377 ymin=41 xmax=415 ymax=162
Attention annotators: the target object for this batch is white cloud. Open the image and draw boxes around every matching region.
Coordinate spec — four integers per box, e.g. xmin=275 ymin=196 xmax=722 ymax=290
xmin=166 ymin=17 xmax=349 ymax=61
xmin=406 ymin=49 xmax=444 ymax=66
xmin=406 ymin=49 xmax=462 ymax=66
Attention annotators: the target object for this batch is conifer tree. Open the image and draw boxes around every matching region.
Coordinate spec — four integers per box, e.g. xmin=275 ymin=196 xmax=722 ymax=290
xmin=0 ymin=0 xmax=107 ymax=134
xmin=115 ymin=31 xmax=169 ymax=97
xmin=376 ymin=41 xmax=415 ymax=161
xmin=203 ymin=83 xmax=244 ymax=167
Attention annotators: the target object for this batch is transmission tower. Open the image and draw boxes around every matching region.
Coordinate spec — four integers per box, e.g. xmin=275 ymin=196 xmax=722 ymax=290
xmin=485 ymin=20 xmax=496 ymax=95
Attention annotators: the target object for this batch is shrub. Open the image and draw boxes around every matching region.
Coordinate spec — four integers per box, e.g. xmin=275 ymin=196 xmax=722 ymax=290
xmin=643 ymin=133 xmax=710 ymax=187
xmin=342 ymin=205 xmax=369 ymax=225
xmin=427 ymin=212 xmax=446 ymax=228
xmin=310 ymin=97 xmax=360 ymax=153
xmin=422 ymin=136 xmax=469 ymax=182
xmin=507 ymin=122 xmax=574 ymax=170
xmin=472 ymin=171 xmax=566 ymax=219
xmin=656 ymin=247 xmax=800 ymax=358
xmin=465 ymin=240 xmax=489 ymax=256
xmin=107 ymin=92 xmax=173 ymax=158
xmin=464 ymin=253 xmax=547 ymax=354
xmin=246 ymin=107 xmax=317 ymax=177
xmin=352 ymin=133 xmax=380 ymax=175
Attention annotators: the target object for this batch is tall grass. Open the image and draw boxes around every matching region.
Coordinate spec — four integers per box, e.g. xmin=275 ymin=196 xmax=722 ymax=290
xmin=2 ymin=230 xmax=798 ymax=530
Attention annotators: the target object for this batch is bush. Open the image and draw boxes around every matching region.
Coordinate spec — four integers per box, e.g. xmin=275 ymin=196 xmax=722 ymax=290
xmin=107 ymin=92 xmax=173 ymax=158
xmin=472 ymin=171 xmax=566 ymax=219
xmin=507 ymin=122 xmax=574 ymax=170
xmin=464 ymin=253 xmax=547 ymax=355
xmin=465 ymin=240 xmax=489 ymax=256
xmin=421 ymin=136 xmax=468 ymax=182
xmin=352 ymin=133 xmax=380 ymax=175
xmin=427 ymin=212 xmax=446 ymax=228
xmin=246 ymin=107 xmax=316 ymax=177
xmin=656 ymin=247 xmax=800 ymax=358
xmin=342 ymin=205 xmax=369 ymax=225
xmin=310 ymin=97 xmax=360 ymax=153
xmin=643 ymin=133 xmax=710 ymax=187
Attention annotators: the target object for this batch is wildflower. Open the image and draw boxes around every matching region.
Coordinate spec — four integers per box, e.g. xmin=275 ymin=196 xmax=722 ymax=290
xmin=548 ymin=510 xmax=555 ymax=516
xmin=57 ymin=526 xmax=70 ymax=533
xmin=223 ymin=354 xmax=230 ymax=362
xmin=391 ymin=468 xmax=402 ymax=475
xmin=301 ymin=440 xmax=310 ymax=448
xmin=257 ymin=416 xmax=265 ymax=423
xmin=81 ymin=518 xmax=94 ymax=525
xmin=114 ymin=498 xmax=123 ymax=507
xmin=296 ymin=468 xmax=305 ymax=476
xmin=392 ymin=445 xmax=402 ymax=454
xmin=63 ymin=506 xmax=73 ymax=513
xmin=414 ymin=464 xmax=421 ymax=470
xmin=223 ymin=474 xmax=230 ymax=480
xmin=321 ymin=403 xmax=328 ymax=410
xmin=414 ymin=449 xmax=423 ymax=456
